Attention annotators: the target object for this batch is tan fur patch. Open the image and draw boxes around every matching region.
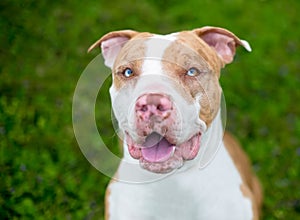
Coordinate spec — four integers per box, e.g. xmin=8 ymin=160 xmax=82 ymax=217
xmin=88 ymin=30 xmax=139 ymax=53
xmin=224 ymin=132 xmax=263 ymax=219
xmin=162 ymin=31 xmax=223 ymax=126
xmin=240 ymin=184 xmax=259 ymax=220
xmin=105 ymin=185 xmax=111 ymax=220
xmin=112 ymin=33 xmax=153 ymax=90
xmin=176 ymin=31 xmax=224 ymax=75
xmin=105 ymin=169 xmax=120 ymax=220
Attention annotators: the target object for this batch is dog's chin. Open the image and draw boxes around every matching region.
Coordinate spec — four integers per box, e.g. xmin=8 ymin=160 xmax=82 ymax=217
xmin=126 ymin=132 xmax=201 ymax=174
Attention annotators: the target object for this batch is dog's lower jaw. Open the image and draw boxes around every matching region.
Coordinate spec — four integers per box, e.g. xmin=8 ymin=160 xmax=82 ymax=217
xmin=140 ymin=152 xmax=183 ymax=173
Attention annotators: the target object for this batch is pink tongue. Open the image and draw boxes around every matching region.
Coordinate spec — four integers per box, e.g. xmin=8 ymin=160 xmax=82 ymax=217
xmin=141 ymin=133 xmax=174 ymax=163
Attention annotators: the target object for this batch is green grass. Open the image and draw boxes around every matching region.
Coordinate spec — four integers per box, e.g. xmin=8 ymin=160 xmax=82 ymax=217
xmin=1 ymin=0 xmax=300 ymax=219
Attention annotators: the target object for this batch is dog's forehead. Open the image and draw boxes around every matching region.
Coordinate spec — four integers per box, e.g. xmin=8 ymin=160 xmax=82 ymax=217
xmin=117 ymin=31 xmax=220 ymax=73
xmin=114 ymin=32 xmax=179 ymax=72
xmin=143 ymin=33 xmax=178 ymax=60
xmin=119 ymin=32 xmax=179 ymax=60
xmin=131 ymin=32 xmax=201 ymax=57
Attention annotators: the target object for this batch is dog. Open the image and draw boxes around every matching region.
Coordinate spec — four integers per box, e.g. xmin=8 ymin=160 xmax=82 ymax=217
xmin=88 ymin=26 xmax=262 ymax=220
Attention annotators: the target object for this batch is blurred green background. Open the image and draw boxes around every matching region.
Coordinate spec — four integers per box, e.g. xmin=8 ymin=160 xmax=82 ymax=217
xmin=1 ymin=0 xmax=300 ymax=219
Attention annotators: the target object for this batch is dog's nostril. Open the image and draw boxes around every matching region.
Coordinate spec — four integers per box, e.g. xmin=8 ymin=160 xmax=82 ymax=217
xmin=141 ymin=105 xmax=148 ymax=112
xmin=157 ymin=104 xmax=165 ymax=111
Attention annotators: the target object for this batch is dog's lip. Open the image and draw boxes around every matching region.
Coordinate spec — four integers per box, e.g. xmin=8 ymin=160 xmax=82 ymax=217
xmin=125 ymin=131 xmax=202 ymax=172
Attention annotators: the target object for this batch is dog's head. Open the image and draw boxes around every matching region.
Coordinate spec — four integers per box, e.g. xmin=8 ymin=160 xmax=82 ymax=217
xmin=89 ymin=27 xmax=251 ymax=173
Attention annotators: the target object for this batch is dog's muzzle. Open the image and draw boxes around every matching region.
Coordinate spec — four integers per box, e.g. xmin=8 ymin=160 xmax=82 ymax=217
xmin=125 ymin=93 xmax=202 ymax=173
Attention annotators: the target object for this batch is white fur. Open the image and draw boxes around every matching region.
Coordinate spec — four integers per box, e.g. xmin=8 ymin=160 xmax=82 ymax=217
xmin=142 ymin=34 xmax=177 ymax=76
xmin=240 ymin=40 xmax=252 ymax=52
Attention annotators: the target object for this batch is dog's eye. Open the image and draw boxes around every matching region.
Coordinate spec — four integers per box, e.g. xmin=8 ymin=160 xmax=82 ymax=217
xmin=186 ymin=68 xmax=200 ymax=77
xmin=123 ymin=68 xmax=134 ymax=78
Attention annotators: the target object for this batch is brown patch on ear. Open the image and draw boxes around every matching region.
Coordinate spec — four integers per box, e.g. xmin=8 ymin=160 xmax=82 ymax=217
xmin=105 ymin=185 xmax=111 ymax=220
xmin=88 ymin=30 xmax=139 ymax=53
xmin=224 ymin=132 xmax=263 ymax=219
xmin=113 ymin=32 xmax=152 ymax=66
xmin=105 ymin=167 xmax=120 ymax=220
xmin=88 ymin=30 xmax=142 ymax=69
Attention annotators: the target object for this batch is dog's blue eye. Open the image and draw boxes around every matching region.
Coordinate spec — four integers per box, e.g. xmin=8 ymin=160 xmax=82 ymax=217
xmin=186 ymin=68 xmax=199 ymax=77
xmin=123 ymin=68 xmax=133 ymax=77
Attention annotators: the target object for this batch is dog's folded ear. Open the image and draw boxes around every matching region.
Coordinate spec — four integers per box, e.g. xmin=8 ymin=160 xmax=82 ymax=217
xmin=88 ymin=30 xmax=139 ymax=68
xmin=193 ymin=26 xmax=251 ymax=65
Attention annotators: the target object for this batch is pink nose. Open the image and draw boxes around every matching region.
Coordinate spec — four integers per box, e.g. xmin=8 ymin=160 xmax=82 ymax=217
xmin=135 ymin=94 xmax=172 ymax=120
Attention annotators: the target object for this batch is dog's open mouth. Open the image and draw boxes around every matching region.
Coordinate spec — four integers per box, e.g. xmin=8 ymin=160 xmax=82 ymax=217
xmin=126 ymin=132 xmax=201 ymax=173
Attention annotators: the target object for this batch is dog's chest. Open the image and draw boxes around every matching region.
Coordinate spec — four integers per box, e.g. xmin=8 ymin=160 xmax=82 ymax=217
xmin=106 ymin=145 xmax=253 ymax=220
